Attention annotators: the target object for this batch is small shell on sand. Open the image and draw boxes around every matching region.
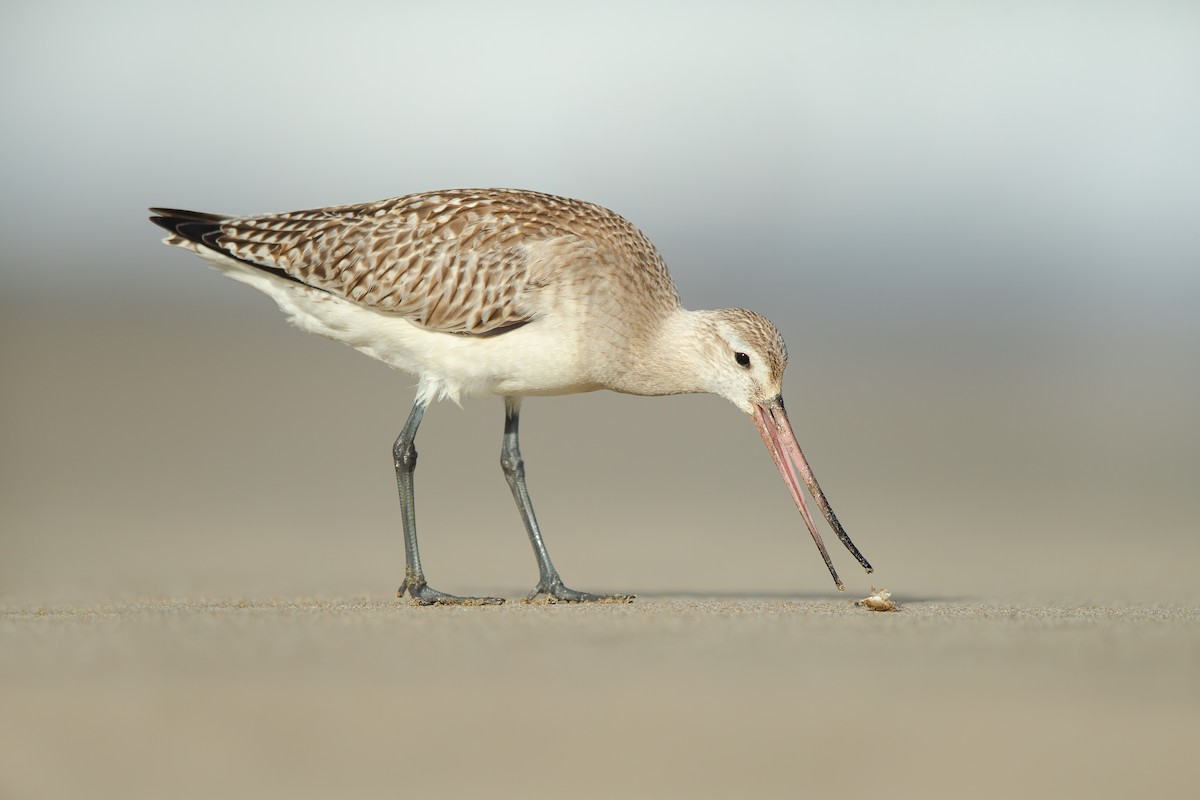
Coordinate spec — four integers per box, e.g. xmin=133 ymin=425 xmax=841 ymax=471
xmin=857 ymin=587 xmax=898 ymax=612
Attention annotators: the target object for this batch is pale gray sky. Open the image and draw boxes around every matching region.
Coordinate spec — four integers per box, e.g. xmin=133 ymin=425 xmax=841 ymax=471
xmin=1 ymin=1 xmax=1197 ymax=338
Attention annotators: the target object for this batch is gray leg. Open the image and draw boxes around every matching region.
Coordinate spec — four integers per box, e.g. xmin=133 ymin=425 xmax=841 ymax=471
xmin=501 ymin=397 xmax=633 ymax=603
xmin=395 ymin=398 xmax=503 ymax=606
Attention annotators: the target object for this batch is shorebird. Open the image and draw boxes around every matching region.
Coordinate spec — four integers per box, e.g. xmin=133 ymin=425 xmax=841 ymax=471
xmin=150 ymin=189 xmax=873 ymax=604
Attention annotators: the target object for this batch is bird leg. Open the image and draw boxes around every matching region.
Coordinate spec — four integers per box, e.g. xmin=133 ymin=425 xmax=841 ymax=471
xmin=501 ymin=397 xmax=633 ymax=604
xmin=395 ymin=398 xmax=504 ymax=606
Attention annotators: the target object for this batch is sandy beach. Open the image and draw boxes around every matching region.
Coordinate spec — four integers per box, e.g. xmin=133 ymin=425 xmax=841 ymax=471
xmin=3 ymin=594 xmax=1197 ymax=800
xmin=2 ymin=302 xmax=1197 ymax=798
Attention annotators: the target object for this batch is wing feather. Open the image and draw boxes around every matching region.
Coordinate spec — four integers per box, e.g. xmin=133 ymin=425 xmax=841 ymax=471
xmin=157 ymin=189 xmax=681 ymax=337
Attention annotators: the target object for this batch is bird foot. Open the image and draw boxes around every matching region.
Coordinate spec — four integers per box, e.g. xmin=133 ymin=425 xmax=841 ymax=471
xmin=399 ymin=580 xmax=505 ymax=606
xmin=524 ymin=578 xmax=634 ymax=604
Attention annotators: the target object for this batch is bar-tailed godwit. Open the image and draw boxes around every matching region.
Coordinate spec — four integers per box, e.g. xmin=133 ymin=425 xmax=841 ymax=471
xmin=150 ymin=189 xmax=873 ymax=604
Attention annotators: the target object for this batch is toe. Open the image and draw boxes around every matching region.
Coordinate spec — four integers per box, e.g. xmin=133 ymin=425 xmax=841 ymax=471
xmin=406 ymin=584 xmax=505 ymax=606
xmin=525 ymin=581 xmax=634 ymax=604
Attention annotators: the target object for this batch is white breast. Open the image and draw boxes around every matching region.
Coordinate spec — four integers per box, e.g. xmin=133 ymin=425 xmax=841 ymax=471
xmin=207 ymin=251 xmax=604 ymax=405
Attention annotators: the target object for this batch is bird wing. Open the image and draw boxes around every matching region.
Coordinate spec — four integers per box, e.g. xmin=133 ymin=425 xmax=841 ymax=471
xmin=153 ymin=188 xmax=681 ymax=337
xmin=157 ymin=190 xmax=593 ymax=335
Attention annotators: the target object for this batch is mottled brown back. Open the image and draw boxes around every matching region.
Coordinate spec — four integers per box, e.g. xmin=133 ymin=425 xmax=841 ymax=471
xmin=169 ymin=189 xmax=682 ymax=336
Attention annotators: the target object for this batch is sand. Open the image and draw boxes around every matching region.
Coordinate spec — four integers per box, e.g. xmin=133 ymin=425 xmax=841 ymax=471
xmin=2 ymin=595 xmax=1197 ymax=800
xmin=3 ymin=303 xmax=1198 ymax=799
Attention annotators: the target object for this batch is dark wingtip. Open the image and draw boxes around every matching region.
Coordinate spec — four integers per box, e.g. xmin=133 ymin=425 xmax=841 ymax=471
xmin=150 ymin=206 xmax=318 ymax=292
xmin=149 ymin=208 xmax=228 ymax=246
xmin=149 ymin=207 xmax=228 ymax=234
xmin=148 ymin=207 xmax=226 ymax=221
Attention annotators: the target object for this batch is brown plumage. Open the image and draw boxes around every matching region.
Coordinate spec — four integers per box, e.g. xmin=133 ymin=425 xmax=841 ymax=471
xmin=160 ymin=189 xmax=680 ymax=336
xmin=151 ymin=188 xmax=872 ymax=603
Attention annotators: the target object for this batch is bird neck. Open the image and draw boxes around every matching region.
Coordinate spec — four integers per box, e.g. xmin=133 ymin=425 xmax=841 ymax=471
xmin=609 ymin=308 xmax=722 ymax=397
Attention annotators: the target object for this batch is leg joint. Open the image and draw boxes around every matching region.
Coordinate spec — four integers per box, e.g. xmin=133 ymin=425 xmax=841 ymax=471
xmin=394 ymin=437 xmax=417 ymax=470
xmin=499 ymin=451 xmax=524 ymax=477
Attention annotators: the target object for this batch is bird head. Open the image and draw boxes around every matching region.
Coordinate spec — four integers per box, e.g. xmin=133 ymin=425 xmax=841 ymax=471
xmin=703 ymin=308 xmax=873 ymax=590
xmin=702 ymin=308 xmax=789 ymax=414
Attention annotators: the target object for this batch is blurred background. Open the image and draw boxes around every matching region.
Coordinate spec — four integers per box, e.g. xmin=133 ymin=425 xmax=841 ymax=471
xmin=3 ymin=4 xmax=1199 ymax=800
xmin=2 ymin=0 xmax=1198 ymax=606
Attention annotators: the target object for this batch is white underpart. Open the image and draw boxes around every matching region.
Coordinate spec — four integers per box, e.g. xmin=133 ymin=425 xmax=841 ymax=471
xmin=198 ymin=250 xmax=601 ymax=406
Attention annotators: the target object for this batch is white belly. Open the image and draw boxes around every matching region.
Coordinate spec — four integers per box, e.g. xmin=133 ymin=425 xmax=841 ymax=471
xmin=206 ymin=254 xmax=603 ymax=404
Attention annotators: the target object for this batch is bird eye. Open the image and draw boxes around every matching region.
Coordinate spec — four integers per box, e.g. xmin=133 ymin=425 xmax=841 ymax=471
xmin=734 ymin=352 xmax=751 ymax=367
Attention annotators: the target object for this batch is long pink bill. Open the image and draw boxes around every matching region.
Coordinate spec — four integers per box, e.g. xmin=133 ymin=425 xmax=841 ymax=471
xmin=752 ymin=396 xmax=873 ymax=591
